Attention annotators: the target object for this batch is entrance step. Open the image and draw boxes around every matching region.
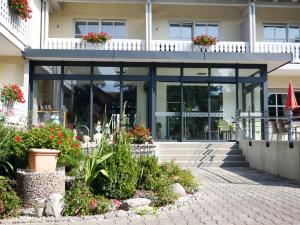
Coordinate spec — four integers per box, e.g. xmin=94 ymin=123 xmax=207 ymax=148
xmin=157 ymin=142 xmax=248 ymax=168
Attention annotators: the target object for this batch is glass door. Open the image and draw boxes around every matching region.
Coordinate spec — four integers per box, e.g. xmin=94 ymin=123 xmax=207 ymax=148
xmin=183 ymin=83 xmax=209 ymax=141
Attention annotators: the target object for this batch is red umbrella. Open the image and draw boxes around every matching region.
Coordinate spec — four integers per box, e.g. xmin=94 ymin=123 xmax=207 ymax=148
xmin=285 ymin=81 xmax=298 ymax=111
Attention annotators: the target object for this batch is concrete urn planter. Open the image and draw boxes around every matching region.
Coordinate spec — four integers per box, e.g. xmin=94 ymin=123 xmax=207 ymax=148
xmin=28 ymin=149 xmax=60 ymax=172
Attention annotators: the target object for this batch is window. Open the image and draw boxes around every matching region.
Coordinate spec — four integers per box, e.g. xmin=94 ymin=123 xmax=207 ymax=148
xmin=169 ymin=23 xmax=193 ymax=40
xmin=268 ymin=92 xmax=300 ymax=117
xmin=169 ymin=22 xmax=219 ymax=40
xmin=264 ymin=24 xmax=300 ymax=42
xmin=75 ymin=21 xmax=99 ymax=38
xmin=74 ymin=20 xmax=126 ymax=38
xmin=195 ymin=23 xmax=219 ymax=38
xmin=102 ymin=20 xmax=126 ymax=38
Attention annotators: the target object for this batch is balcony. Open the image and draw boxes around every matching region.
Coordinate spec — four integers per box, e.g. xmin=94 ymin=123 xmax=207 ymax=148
xmin=0 ymin=0 xmax=29 ymax=45
xmin=255 ymin=42 xmax=300 ymax=63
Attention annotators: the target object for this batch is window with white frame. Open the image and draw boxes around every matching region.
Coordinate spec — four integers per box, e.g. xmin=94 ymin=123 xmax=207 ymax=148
xmin=268 ymin=92 xmax=300 ymax=117
xmin=169 ymin=22 xmax=219 ymax=40
xmin=264 ymin=24 xmax=300 ymax=42
xmin=75 ymin=21 xmax=99 ymax=38
xmin=74 ymin=20 xmax=126 ymax=38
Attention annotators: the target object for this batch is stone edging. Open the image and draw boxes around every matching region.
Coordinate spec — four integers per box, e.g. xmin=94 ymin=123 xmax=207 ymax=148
xmin=1 ymin=192 xmax=201 ymax=224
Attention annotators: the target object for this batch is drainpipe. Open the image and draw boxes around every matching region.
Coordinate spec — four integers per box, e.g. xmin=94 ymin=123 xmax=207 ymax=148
xmin=146 ymin=0 xmax=152 ymax=51
xmin=40 ymin=0 xmax=49 ymax=49
xmin=249 ymin=0 xmax=256 ymax=53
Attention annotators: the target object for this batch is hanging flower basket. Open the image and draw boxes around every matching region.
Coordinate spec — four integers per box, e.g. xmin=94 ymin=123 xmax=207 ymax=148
xmin=192 ymin=34 xmax=218 ymax=47
xmin=82 ymin=32 xmax=111 ymax=44
xmin=1 ymin=84 xmax=25 ymax=104
xmin=9 ymin=0 xmax=32 ymax=21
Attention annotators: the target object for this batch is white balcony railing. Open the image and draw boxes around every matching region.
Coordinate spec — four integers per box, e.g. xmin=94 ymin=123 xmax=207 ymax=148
xmin=255 ymin=42 xmax=300 ymax=63
xmin=45 ymin=38 xmax=146 ymax=51
xmin=151 ymin=40 xmax=249 ymax=53
xmin=0 ymin=0 xmax=28 ymax=44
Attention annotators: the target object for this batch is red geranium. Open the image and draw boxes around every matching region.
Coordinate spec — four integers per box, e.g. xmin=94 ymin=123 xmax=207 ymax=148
xmin=192 ymin=34 xmax=218 ymax=46
xmin=90 ymin=198 xmax=97 ymax=209
xmin=9 ymin=0 xmax=32 ymax=21
xmin=82 ymin=32 xmax=111 ymax=43
xmin=129 ymin=122 xmax=152 ymax=144
xmin=15 ymin=135 xmax=22 ymax=143
xmin=1 ymin=84 xmax=25 ymax=104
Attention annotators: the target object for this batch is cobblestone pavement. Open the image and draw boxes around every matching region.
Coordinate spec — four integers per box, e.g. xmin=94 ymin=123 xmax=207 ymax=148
xmin=6 ymin=167 xmax=300 ymax=225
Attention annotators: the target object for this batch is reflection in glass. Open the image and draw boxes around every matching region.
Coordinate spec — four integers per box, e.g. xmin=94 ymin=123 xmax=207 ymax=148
xmin=156 ymin=82 xmax=181 ymax=141
xmin=211 ymin=68 xmax=235 ymax=77
xmin=63 ymin=80 xmax=90 ymax=137
xmin=34 ymin=66 xmax=61 ymax=74
xmin=210 ymin=84 xmax=236 ymax=140
xmin=93 ymin=81 xmax=120 ymax=133
xmin=123 ymin=67 xmax=149 ymax=76
xmin=94 ymin=67 xmax=120 ymax=76
xmin=64 ymin=66 xmax=90 ymax=75
xmin=239 ymin=69 xmax=260 ymax=77
xmin=123 ymin=81 xmax=148 ymax=129
xmin=183 ymin=84 xmax=208 ymax=140
xmin=32 ymin=80 xmax=61 ymax=125
xmin=156 ymin=67 xmax=180 ymax=76
xmin=183 ymin=68 xmax=208 ymax=76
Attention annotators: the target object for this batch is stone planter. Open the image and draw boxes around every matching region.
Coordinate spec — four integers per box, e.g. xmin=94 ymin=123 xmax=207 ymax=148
xmin=28 ymin=149 xmax=60 ymax=172
xmin=131 ymin=144 xmax=156 ymax=157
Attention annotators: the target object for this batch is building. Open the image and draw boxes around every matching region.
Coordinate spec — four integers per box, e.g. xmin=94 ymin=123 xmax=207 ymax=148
xmin=1 ymin=0 xmax=299 ymax=142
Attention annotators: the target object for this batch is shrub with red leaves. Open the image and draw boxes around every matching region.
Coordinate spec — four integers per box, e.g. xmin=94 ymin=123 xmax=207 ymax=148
xmin=82 ymin=32 xmax=111 ymax=43
xmin=9 ymin=0 xmax=32 ymax=21
xmin=192 ymin=34 xmax=218 ymax=46
xmin=1 ymin=84 xmax=25 ymax=104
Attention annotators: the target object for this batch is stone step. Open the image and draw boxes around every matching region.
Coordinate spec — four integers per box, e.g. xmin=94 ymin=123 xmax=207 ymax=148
xmin=159 ymin=155 xmax=245 ymax=162
xmin=158 ymin=142 xmax=239 ymax=150
xmin=173 ymin=161 xmax=249 ymax=167
xmin=159 ymin=149 xmax=242 ymax=156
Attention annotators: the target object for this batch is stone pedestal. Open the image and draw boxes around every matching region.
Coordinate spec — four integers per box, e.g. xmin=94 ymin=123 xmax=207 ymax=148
xmin=17 ymin=168 xmax=65 ymax=208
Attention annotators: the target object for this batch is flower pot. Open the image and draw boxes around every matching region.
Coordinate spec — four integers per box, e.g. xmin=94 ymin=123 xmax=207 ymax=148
xmin=28 ymin=149 xmax=60 ymax=172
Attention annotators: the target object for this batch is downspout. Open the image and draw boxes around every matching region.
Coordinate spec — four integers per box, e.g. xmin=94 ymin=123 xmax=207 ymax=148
xmin=40 ymin=0 xmax=44 ymax=49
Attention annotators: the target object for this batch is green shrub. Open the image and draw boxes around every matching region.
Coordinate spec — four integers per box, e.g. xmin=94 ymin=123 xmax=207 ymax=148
xmin=160 ymin=161 xmax=199 ymax=193
xmin=0 ymin=177 xmax=22 ymax=219
xmin=13 ymin=124 xmax=83 ymax=172
xmin=63 ymin=180 xmax=111 ymax=216
xmin=151 ymin=185 xmax=178 ymax=207
xmin=94 ymin=126 xmax=139 ymax=200
xmin=137 ymin=156 xmax=162 ymax=191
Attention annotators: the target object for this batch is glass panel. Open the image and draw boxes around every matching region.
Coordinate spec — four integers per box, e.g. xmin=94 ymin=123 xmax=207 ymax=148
xmin=94 ymin=67 xmax=120 ymax=76
xmin=64 ymin=66 xmax=90 ymax=75
xmin=156 ymin=67 xmax=180 ymax=76
xmin=269 ymin=107 xmax=277 ymax=117
xmin=123 ymin=81 xmax=148 ymax=129
xmin=32 ymin=80 xmax=61 ymax=126
xmin=268 ymin=94 xmax=276 ymax=105
xmin=277 ymin=94 xmax=287 ymax=105
xmin=63 ymin=80 xmax=90 ymax=137
xmin=87 ymin=22 xmax=99 ymax=33
xmin=210 ymin=84 xmax=236 ymax=140
xmin=195 ymin=24 xmax=206 ymax=36
xmin=123 ymin=67 xmax=149 ymax=76
xmin=34 ymin=66 xmax=61 ymax=74
xmin=156 ymin=82 xmax=181 ymax=141
xmin=289 ymin=25 xmax=300 ymax=42
xmin=169 ymin=23 xmax=181 ymax=39
xmin=183 ymin=68 xmax=208 ymax=76
xmin=93 ymin=80 xmax=120 ymax=134
xmin=75 ymin=21 xmax=86 ymax=35
xmin=102 ymin=21 xmax=114 ymax=37
xmin=114 ymin=21 xmax=126 ymax=38
xmin=239 ymin=68 xmax=260 ymax=77
xmin=238 ymin=83 xmax=262 ymax=140
xmin=278 ymin=107 xmax=288 ymax=117
xmin=207 ymin=24 xmax=219 ymax=38
xmin=211 ymin=68 xmax=235 ymax=77
xmin=264 ymin=26 xmax=275 ymax=41
xmin=181 ymin=23 xmax=193 ymax=40
xmin=183 ymin=83 xmax=208 ymax=140
xmin=275 ymin=25 xmax=287 ymax=42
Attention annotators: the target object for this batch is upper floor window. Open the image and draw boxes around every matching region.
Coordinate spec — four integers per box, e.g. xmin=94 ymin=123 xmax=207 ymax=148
xmin=169 ymin=22 xmax=219 ymax=40
xmin=264 ymin=24 xmax=300 ymax=42
xmin=74 ymin=20 xmax=126 ymax=39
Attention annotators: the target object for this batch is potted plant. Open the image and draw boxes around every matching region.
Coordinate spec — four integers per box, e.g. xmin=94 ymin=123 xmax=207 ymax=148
xmin=28 ymin=149 xmax=60 ymax=172
xmin=9 ymin=0 xmax=32 ymax=21
xmin=1 ymin=84 xmax=25 ymax=112
xmin=192 ymin=34 xmax=218 ymax=51
xmin=129 ymin=122 xmax=152 ymax=144
xmin=82 ymin=32 xmax=111 ymax=49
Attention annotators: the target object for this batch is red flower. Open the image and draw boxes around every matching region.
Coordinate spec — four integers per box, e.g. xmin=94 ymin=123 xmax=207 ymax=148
xmin=15 ymin=135 xmax=22 ymax=143
xmin=75 ymin=135 xmax=80 ymax=140
xmin=58 ymin=131 xmax=64 ymax=139
xmin=57 ymin=140 xmax=62 ymax=145
xmin=50 ymin=135 xmax=54 ymax=140
xmin=90 ymin=198 xmax=97 ymax=208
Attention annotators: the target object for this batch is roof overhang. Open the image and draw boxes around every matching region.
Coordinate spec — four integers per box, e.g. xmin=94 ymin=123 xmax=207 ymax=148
xmin=23 ymin=49 xmax=292 ymax=72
